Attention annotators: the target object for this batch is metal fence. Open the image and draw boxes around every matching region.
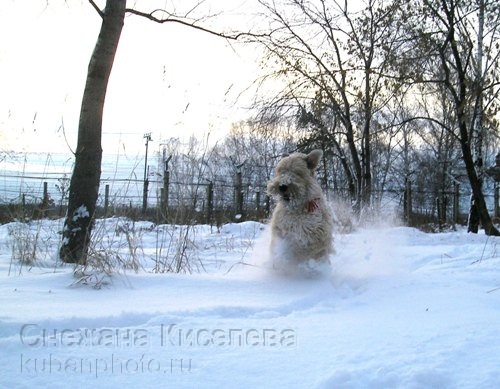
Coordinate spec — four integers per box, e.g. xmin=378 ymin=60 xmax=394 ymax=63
xmin=1 ymin=147 xmax=499 ymax=226
xmin=1 ymin=167 xmax=498 ymax=228
xmin=0 ymin=169 xmax=270 ymax=224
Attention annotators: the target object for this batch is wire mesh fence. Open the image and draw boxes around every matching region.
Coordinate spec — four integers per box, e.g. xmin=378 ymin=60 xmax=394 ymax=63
xmin=1 ymin=152 xmax=498 ymax=227
xmin=1 ymin=169 xmax=498 ymax=227
xmin=0 ymin=170 xmax=270 ymax=224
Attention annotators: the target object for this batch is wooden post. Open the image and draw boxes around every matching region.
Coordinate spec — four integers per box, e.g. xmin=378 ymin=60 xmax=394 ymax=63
xmin=42 ymin=181 xmax=49 ymax=217
xmin=206 ymin=181 xmax=214 ymax=225
xmin=22 ymin=193 xmax=26 ymax=219
xmin=235 ymin=171 xmax=243 ymax=221
xmin=162 ymin=158 xmax=171 ymax=222
xmin=43 ymin=182 xmax=48 ymax=203
xmin=104 ymin=184 xmax=110 ymax=217
xmin=142 ymin=176 xmax=149 ymax=215
xmin=162 ymin=171 xmax=169 ymax=220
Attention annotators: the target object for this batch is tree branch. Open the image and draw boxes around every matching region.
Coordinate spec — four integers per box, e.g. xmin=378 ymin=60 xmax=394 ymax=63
xmin=396 ymin=115 xmax=461 ymax=142
xmin=125 ymin=7 xmax=267 ymax=40
xmin=88 ymin=0 xmax=104 ymax=19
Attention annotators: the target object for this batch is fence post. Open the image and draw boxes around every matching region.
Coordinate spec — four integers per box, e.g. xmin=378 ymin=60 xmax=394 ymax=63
xmin=162 ymin=158 xmax=171 ymax=222
xmin=41 ymin=181 xmax=49 ymax=217
xmin=162 ymin=169 xmax=169 ymax=221
xmin=206 ymin=181 xmax=214 ymax=225
xmin=104 ymin=184 xmax=110 ymax=217
xmin=43 ymin=182 xmax=48 ymax=202
xmin=235 ymin=171 xmax=243 ymax=221
xmin=142 ymin=166 xmax=149 ymax=215
xmin=22 ymin=193 xmax=26 ymax=219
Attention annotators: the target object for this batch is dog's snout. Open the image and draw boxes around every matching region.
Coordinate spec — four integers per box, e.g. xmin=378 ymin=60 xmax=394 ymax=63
xmin=279 ymin=184 xmax=288 ymax=193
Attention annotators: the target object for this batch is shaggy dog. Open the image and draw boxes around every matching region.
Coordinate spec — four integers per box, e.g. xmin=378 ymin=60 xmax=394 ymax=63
xmin=267 ymin=150 xmax=333 ymax=267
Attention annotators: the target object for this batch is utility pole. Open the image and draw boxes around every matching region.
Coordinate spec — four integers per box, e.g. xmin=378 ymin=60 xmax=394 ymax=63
xmin=142 ymin=132 xmax=152 ymax=215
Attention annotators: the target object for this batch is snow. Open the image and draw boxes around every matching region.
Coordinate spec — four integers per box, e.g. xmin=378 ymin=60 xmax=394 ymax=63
xmin=1 ymin=218 xmax=500 ymax=388
xmin=72 ymin=205 xmax=90 ymax=222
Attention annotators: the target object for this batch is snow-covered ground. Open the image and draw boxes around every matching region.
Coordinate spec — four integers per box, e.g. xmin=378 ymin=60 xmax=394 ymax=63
xmin=1 ymin=218 xmax=500 ymax=388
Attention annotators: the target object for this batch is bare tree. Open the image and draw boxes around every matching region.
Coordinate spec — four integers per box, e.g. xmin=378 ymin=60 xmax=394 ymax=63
xmin=60 ymin=0 xmax=258 ymax=264
xmin=251 ymin=0 xmax=405 ymax=210
xmin=60 ymin=0 xmax=126 ymax=264
xmin=394 ymin=0 xmax=500 ymax=235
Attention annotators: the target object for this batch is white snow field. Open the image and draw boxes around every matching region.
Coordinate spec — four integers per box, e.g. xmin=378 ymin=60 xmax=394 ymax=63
xmin=1 ymin=218 xmax=500 ymax=388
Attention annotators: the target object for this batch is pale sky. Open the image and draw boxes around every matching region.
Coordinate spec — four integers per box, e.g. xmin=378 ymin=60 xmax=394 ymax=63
xmin=0 ymin=0 xmax=262 ymax=155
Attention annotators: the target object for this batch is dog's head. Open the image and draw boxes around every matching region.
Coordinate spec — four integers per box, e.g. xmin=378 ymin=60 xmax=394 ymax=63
xmin=267 ymin=149 xmax=323 ymax=205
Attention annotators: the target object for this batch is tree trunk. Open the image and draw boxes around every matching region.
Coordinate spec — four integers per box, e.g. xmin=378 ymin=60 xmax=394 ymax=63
xmin=459 ymin=120 xmax=500 ymax=236
xmin=60 ymin=0 xmax=126 ymax=264
xmin=362 ymin=125 xmax=372 ymax=208
xmin=362 ymin=73 xmax=372 ymax=208
xmin=468 ymin=0 xmax=485 ymax=234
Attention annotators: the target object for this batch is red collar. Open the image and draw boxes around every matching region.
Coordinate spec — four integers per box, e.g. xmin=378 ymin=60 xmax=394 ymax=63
xmin=307 ymin=198 xmax=320 ymax=213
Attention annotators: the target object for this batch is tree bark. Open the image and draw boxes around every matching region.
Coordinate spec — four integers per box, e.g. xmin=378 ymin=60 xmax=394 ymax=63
xmin=60 ymin=0 xmax=126 ymax=264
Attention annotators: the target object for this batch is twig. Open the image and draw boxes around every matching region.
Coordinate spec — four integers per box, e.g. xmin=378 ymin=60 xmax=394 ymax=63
xmin=88 ymin=0 xmax=104 ymax=19
xmin=471 ymin=235 xmax=490 ymax=264
xmin=224 ymin=260 xmax=264 ymax=274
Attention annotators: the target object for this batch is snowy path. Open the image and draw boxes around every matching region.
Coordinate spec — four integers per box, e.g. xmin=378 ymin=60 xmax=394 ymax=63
xmin=1 ymin=221 xmax=500 ymax=388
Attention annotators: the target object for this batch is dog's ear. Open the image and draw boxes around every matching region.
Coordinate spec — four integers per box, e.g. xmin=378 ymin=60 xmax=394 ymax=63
xmin=306 ymin=149 xmax=323 ymax=170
